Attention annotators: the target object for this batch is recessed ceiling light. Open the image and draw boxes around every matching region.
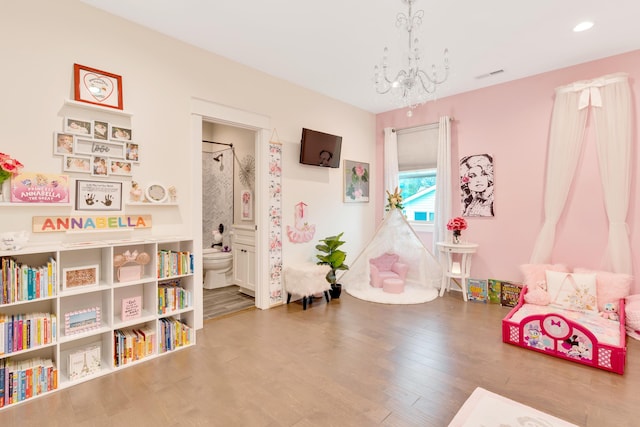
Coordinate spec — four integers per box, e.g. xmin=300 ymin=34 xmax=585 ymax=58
xmin=573 ymin=21 xmax=594 ymax=32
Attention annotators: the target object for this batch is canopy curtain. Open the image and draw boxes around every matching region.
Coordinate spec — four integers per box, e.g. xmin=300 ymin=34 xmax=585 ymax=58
xmin=433 ymin=116 xmax=451 ymax=254
xmin=383 ymin=127 xmax=399 ymax=203
xmin=530 ymin=73 xmax=632 ymax=274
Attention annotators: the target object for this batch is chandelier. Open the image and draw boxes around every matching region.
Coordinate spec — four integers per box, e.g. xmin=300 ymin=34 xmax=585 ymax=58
xmin=374 ymin=0 xmax=449 ymax=112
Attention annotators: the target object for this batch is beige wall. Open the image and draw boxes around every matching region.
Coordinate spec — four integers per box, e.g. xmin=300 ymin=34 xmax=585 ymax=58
xmin=1 ymin=1 xmax=376 ymax=316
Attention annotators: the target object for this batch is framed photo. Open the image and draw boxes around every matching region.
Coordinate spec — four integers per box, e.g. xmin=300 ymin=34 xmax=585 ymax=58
xmin=125 ymin=142 xmax=140 ymax=162
xmin=109 ymin=160 xmax=133 ymax=176
xmin=75 ymin=179 xmax=123 ymax=211
xmin=63 ymin=155 xmax=92 ymax=173
xmin=111 ymin=126 xmax=132 ymax=141
xmin=343 ymin=160 xmax=370 ymax=203
xmin=54 ymin=132 xmax=75 ymax=156
xmin=74 ymin=63 xmax=123 ymax=110
xmin=62 ymin=265 xmax=100 ymax=290
xmin=64 ymin=117 xmax=92 ymax=136
xmin=91 ymin=156 xmax=109 ymax=177
xmin=74 ymin=138 xmax=125 ymax=159
xmin=93 ymin=120 xmax=109 ymax=140
xmin=64 ymin=306 xmax=101 ymax=334
xmin=241 ymin=190 xmax=253 ymax=220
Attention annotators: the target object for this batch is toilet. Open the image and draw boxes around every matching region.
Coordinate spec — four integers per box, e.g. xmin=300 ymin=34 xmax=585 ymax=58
xmin=202 ymin=248 xmax=234 ymax=289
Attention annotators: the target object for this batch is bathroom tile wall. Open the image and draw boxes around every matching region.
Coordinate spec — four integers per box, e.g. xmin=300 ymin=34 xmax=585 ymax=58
xmin=202 ymin=149 xmax=234 ymax=249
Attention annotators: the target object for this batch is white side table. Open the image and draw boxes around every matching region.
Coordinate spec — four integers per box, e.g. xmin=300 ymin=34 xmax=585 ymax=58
xmin=436 ymin=242 xmax=479 ymax=301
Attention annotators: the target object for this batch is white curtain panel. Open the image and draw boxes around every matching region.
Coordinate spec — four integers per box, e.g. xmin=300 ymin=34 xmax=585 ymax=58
xmin=433 ymin=116 xmax=452 ymax=254
xmin=531 ymin=73 xmax=632 ymax=275
xmin=383 ymin=127 xmax=399 ymax=199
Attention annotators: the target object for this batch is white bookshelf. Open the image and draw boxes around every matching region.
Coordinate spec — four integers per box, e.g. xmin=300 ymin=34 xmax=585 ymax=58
xmin=0 ymin=237 xmax=195 ymax=409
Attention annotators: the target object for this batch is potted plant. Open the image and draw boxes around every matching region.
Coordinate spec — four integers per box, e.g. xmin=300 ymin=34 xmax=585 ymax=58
xmin=316 ymin=232 xmax=349 ymax=298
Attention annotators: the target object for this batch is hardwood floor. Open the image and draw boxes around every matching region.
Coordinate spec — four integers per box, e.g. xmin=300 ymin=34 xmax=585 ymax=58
xmin=2 ymin=291 xmax=639 ymax=426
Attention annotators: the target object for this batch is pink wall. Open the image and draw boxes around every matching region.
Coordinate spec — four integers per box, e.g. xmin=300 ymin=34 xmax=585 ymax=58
xmin=376 ymin=50 xmax=640 ymax=293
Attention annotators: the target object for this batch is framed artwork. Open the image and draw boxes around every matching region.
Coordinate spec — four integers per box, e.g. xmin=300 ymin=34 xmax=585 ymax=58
xmin=64 ymin=155 xmax=92 ymax=173
xmin=125 ymin=142 xmax=139 ymax=162
xmin=93 ymin=120 xmax=109 ymax=140
xmin=64 ymin=306 xmax=101 ymax=334
xmin=54 ymin=132 xmax=75 ymax=156
xmin=111 ymin=126 xmax=132 ymax=141
xmin=460 ymin=153 xmax=494 ymax=217
xmin=62 ymin=265 xmax=100 ymax=291
xmin=73 ymin=63 xmax=123 ymax=110
xmin=10 ymin=172 xmax=70 ymax=203
xmin=343 ymin=160 xmax=370 ymax=203
xmin=91 ymin=156 xmax=109 ymax=177
xmin=75 ymin=180 xmax=123 ymax=211
xmin=109 ymin=160 xmax=133 ymax=176
xmin=64 ymin=117 xmax=92 ymax=136
xmin=241 ymin=190 xmax=253 ymax=220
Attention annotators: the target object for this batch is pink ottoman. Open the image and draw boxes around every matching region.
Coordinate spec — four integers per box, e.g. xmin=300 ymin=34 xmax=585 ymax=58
xmin=383 ymin=278 xmax=404 ymax=294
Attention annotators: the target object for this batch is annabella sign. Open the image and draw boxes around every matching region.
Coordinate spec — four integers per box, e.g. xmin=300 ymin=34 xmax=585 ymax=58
xmin=32 ymin=215 xmax=151 ymax=233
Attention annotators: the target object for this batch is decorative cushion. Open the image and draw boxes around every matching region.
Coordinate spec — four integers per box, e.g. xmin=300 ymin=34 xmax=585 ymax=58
xmin=520 ymin=263 xmax=569 ymax=288
xmin=545 ymin=270 xmax=598 ymax=313
xmin=573 ymin=267 xmax=632 ymax=312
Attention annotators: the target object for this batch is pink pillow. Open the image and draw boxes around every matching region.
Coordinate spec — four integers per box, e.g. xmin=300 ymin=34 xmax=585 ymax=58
xmin=574 ymin=267 xmax=633 ymax=311
xmin=520 ymin=263 xmax=570 ymax=288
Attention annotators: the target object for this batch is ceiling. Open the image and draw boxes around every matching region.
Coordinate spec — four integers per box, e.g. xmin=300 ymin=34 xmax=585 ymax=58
xmin=82 ymin=0 xmax=640 ymax=114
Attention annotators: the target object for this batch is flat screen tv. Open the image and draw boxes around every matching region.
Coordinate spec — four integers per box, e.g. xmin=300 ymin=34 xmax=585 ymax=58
xmin=299 ymin=128 xmax=342 ymax=168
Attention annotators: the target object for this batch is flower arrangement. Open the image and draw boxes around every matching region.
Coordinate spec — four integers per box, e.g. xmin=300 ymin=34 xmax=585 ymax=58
xmin=446 ymin=216 xmax=468 ymax=243
xmin=386 ymin=187 xmax=403 ymax=210
xmin=0 ymin=152 xmax=24 ymax=184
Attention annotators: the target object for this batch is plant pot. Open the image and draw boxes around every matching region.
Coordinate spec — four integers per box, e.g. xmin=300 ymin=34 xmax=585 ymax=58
xmin=329 ymin=283 xmax=342 ymax=299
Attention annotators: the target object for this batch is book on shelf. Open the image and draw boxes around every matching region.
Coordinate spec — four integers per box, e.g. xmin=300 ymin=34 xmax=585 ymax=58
xmin=466 ymin=278 xmax=488 ymax=302
xmin=499 ymin=281 xmax=524 ymax=307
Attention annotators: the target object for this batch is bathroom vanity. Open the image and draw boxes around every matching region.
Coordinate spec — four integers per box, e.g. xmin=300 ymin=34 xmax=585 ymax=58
xmin=232 ymin=225 xmax=255 ymax=296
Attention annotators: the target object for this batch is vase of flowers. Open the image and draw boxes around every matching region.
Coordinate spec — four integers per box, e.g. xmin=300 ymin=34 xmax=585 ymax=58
xmin=0 ymin=152 xmax=23 ymax=202
xmin=446 ymin=216 xmax=468 ymax=244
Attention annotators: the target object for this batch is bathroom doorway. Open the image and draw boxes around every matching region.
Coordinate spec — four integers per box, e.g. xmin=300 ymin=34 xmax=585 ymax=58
xmin=201 ymin=121 xmax=257 ymax=319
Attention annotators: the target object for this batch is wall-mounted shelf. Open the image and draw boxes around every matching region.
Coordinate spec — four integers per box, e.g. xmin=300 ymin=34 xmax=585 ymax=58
xmin=125 ymin=202 xmax=178 ymax=206
xmin=64 ymin=99 xmax=133 ymax=118
xmin=0 ymin=202 xmax=72 ymax=207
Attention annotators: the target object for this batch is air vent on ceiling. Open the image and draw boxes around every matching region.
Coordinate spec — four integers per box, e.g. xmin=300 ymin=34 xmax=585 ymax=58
xmin=475 ymin=69 xmax=505 ymax=79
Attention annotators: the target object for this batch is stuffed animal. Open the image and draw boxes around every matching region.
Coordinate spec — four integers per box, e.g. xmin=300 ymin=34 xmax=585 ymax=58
xmin=600 ymin=302 xmax=619 ymax=321
xmin=524 ymin=280 xmax=551 ymax=306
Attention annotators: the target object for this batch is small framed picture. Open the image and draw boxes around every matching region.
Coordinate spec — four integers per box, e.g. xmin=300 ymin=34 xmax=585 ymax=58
xmin=64 ymin=306 xmax=101 ymax=334
xmin=63 ymin=155 xmax=92 ymax=173
xmin=91 ymin=156 xmax=109 ymax=177
xmin=241 ymin=190 xmax=253 ymax=220
xmin=54 ymin=132 xmax=75 ymax=156
xmin=64 ymin=117 xmax=93 ymax=136
xmin=125 ymin=142 xmax=140 ymax=162
xmin=75 ymin=179 xmax=123 ymax=211
xmin=74 ymin=63 xmax=123 ymax=110
xmin=93 ymin=120 xmax=109 ymax=140
xmin=62 ymin=265 xmax=100 ymax=290
xmin=111 ymin=126 xmax=132 ymax=141
xmin=343 ymin=160 xmax=370 ymax=203
xmin=109 ymin=160 xmax=133 ymax=176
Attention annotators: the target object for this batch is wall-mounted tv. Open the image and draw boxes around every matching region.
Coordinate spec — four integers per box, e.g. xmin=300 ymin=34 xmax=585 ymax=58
xmin=299 ymin=128 xmax=342 ymax=168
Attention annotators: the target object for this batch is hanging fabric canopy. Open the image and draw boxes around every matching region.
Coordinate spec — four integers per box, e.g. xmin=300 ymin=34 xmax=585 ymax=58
xmin=341 ymin=208 xmax=442 ymax=304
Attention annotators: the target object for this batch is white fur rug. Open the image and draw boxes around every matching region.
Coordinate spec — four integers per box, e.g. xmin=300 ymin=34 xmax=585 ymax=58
xmin=449 ymin=387 xmax=578 ymax=427
xmin=345 ymin=283 xmax=438 ymax=304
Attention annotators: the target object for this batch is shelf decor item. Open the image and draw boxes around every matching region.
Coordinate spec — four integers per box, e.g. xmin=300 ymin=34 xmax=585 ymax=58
xmin=73 ymin=63 xmax=123 ymax=110
xmin=446 ymin=216 xmax=468 ymax=244
xmin=68 ymin=344 xmax=101 ymax=380
xmin=75 ymin=180 xmax=123 ymax=211
xmin=114 ymin=249 xmax=150 ymax=282
xmin=121 ymin=296 xmax=142 ymax=321
xmin=0 ymin=152 xmax=24 ymax=202
xmin=62 ymin=264 xmax=99 ymax=290
xmin=65 ymin=306 xmax=101 ymax=335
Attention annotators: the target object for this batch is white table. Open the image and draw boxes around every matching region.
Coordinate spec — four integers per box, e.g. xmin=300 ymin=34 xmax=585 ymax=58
xmin=436 ymin=242 xmax=479 ymax=301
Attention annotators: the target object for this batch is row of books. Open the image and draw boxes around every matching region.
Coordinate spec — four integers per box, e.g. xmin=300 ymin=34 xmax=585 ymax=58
xmin=467 ymin=279 xmax=523 ymax=307
xmin=1 ymin=257 xmax=57 ymax=305
xmin=0 ymin=313 xmax=57 ymax=355
xmin=157 ymin=250 xmax=194 ymax=279
xmin=113 ymin=326 xmax=156 ymax=367
xmin=158 ymin=317 xmax=193 ymax=353
xmin=158 ymin=281 xmax=192 ymax=314
xmin=0 ymin=357 xmax=57 ymax=408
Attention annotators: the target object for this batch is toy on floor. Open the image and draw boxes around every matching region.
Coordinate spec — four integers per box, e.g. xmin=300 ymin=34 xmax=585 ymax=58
xmin=600 ymin=302 xmax=619 ymax=321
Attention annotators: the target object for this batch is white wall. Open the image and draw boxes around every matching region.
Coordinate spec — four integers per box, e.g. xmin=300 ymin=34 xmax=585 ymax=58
xmin=1 ymin=1 xmax=376 ymax=311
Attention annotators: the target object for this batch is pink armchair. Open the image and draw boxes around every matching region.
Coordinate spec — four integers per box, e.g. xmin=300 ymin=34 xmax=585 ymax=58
xmin=369 ymin=252 xmax=409 ymax=289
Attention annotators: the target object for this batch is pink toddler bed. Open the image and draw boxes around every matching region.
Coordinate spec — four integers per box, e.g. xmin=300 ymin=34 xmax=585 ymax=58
xmin=502 ymin=286 xmax=627 ymax=374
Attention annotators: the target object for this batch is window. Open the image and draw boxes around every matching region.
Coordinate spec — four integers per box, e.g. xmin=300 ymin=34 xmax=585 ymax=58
xmin=396 ymin=124 xmax=439 ymax=229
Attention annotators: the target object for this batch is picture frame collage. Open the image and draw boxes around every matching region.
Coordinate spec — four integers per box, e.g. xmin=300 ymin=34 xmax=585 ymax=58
xmin=54 ymin=117 xmax=139 ymax=178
